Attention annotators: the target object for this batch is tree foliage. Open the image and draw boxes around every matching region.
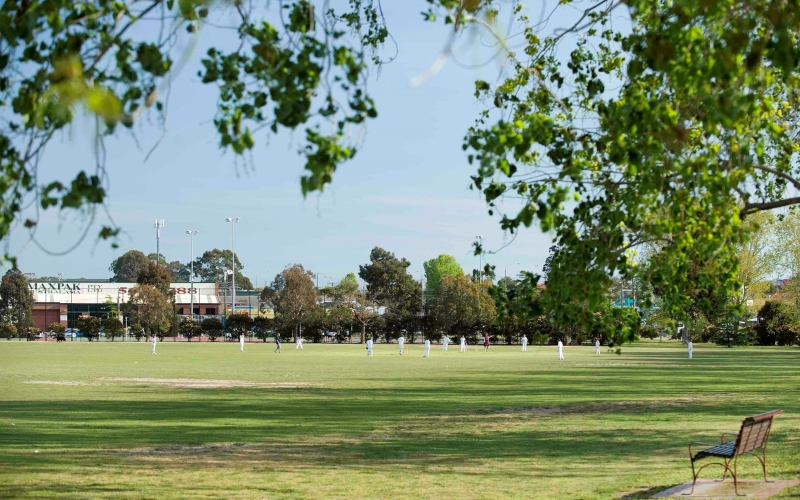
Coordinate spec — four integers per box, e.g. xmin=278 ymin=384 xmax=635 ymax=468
xmin=358 ymin=247 xmax=422 ymax=338
xmin=429 ymin=274 xmax=495 ymax=342
xmin=128 ymin=284 xmax=172 ymax=338
xmin=102 ymin=317 xmax=125 ymax=340
xmin=0 ymin=269 xmax=34 ymax=332
xmin=423 ymin=255 xmax=463 ymax=303
xmin=109 ymin=251 xmax=151 ymax=282
xmin=75 ymin=315 xmax=101 ymax=341
xmin=179 ymin=317 xmax=200 ymax=341
xmin=261 ymin=264 xmax=317 ymax=341
xmin=227 ymin=313 xmax=253 ymax=337
xmin=193 ymin=249 xmax=253 ymax=289
xmin=0 ymin=323 xmax=17 ymax=340
xmin=137 ymin=261 xmax=171 ymax=295
xmin=201 ymin=317 xmax=223 ymax=342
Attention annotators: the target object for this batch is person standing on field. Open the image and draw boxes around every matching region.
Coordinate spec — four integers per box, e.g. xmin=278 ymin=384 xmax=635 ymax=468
xmin=366 ymin=337 xmax=373 ymax=356
xmin=442 ymin=335 xmax=449 ymax=351
xmin=274 ymin=333 xmax=282 ymax=353
xmin=296 ymin=336 xmax=304 ymax=350
xmin=595 ymin=338 xmax=601 ymax=355
xmin=521 ymin=334 xmax=528 ymax=352
xmin=423 ymin=339 xmax=431 ymax=357
xmin=460 ymin=335 xmax=467 ymax=353
xmin=688 ymin=340 xmax=693 ymax=359
xmin=557 ymin=338 xmax=564 ymax=360
xmin=483 ymin=333 xmax=492 ymax=353
xmin=239 ymin=333 xmax=244 ymax=352
xmin=151 ymin=334 xmax=157 ymax=355
xmin=398 ymin=335 xmax=405 ymax=355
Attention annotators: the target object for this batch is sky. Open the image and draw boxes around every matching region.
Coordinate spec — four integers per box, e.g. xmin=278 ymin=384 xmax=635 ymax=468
xmin=4 ymin=2 xmax=573 ymax=286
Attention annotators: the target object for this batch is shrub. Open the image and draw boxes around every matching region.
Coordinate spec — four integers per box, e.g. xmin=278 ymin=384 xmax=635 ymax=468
xmin=776 ymin=324 xmax=800 ymax=346
xmin=201 ymin=317 xmax=224 ymax=342
xmin=130 ymin=323 xmax=145 ymax=341
xmin=0 ymin=323 xmax=17 ymax=339
xmin=638 ymin=326 xmax=659 ymax=339
xmin=756 ymin=301 xmax=799 ymax=346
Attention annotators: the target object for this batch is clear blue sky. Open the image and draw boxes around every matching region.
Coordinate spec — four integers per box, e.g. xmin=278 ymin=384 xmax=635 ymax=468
xmin=5 ymin=3 xmax=564 ymax=286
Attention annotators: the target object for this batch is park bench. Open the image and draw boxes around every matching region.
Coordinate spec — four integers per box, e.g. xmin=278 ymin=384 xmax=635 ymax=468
xmin=688 ymin=409 xmax=783 ymax=496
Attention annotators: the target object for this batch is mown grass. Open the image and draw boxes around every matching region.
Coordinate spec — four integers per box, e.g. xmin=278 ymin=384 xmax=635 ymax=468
xmin=0 ymin=340 xmax=798 ymax=499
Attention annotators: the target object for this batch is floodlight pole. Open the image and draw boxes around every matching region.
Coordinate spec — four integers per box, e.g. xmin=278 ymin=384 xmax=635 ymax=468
xmin=226 ymin=218 xmax=241 ymax=315
xmin=186 ymin=230 xmax=199 ymax=318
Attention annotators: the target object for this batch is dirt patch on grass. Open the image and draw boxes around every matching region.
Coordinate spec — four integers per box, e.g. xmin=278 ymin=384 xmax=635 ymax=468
xmin=98 ymin=378 xmax=322 ymax=389
xmin=24 ymin=381 xmax=100 ymax=386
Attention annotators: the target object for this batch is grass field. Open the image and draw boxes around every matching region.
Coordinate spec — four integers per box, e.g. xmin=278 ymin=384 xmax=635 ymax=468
xmin=0 ymin=340 xmax=798 ymax=499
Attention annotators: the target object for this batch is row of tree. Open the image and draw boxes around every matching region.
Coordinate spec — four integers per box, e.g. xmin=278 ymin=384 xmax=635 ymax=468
xmin=109 ymin=248 xmax=253 ymax=289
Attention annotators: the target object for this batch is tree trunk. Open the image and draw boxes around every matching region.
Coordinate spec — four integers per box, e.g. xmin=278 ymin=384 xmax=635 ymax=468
xmin=360 ymin=323 xmax=365 ymax=344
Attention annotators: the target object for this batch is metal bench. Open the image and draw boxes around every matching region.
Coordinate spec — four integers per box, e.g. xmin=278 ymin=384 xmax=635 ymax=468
xmin=688 ymin=409 xmax=783 ymax=496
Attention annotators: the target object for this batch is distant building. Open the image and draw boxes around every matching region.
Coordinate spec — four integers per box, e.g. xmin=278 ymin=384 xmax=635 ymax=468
xmin=29 ymin=279 xmax=219 ymax=330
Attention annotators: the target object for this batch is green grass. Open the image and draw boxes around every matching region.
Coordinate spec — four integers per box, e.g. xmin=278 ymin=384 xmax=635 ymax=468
xmin=0 ymin=340 xmax=798 ymax=499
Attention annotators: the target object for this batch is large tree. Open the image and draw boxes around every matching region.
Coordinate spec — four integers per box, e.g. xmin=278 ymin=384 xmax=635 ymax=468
xmin=193 ymin=249 xmax=253 ymax=289
xmin=358 ymin=247 xmax=422 ymax=337
xmin=429 ymin=274 xmax=495 ymax=343
xmin=75 ymin=316 xmax=101 ymax=341
xmin=109 ymin=250 xmax=150 ymax=282
xmin=128 ymin=284 xmax=172 ymax=339
xmin=423 ymin=255 xmax=463 ymax=303
xmin=261 ymin=264 xmax=317 ymax=342
xmin=137 ymin=261 xmax=171 ymax=295
xmin=0 ymin=269 xmax=34 ymax=332
xmin=327 ymin=273 xmax=376 ymax=344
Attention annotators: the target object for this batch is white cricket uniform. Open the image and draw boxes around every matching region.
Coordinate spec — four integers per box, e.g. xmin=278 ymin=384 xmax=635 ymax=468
xmin=595 ymin=340 xmax=600 ymax=354
xmin=398 ymin=336 xmax=405 ymax=355
xmin=688 ymin=341 xmax=693 ymax=359
xmin=557 ymin=340 xmax=564 ymax=360
xmin=522 ymin=336 xmax=528 ymax=352
xmin=442 ymin=336 xmax=449 ymax=351
xmin=240 ymin=334 xmax=244 ymax=352
xmin=460 ymin=337 xmax=466 ymax=353
xmin=151 ymin=336 xmax=157 ymax=355
xmin=296 ymin=337 xmax=304 ymax=350
xmin=366 ymin=339 xmax=373 ymax=356
xmin=423 ymin=339 xmax=431 ymax=357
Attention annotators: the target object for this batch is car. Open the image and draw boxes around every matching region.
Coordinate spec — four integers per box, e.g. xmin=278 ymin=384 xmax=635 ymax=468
xmin=64 ymin=328 xmax=80 ymax=338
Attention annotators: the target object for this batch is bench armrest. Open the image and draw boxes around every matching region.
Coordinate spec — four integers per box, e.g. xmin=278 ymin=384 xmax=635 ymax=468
xmin=689 ymin=442 xmax=719 ymax=458
xmin=721 ymin=432 xmax=738 ymax=443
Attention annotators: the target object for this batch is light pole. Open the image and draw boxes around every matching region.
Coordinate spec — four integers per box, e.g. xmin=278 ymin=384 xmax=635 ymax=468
xmin=154 ymin=219 xmax=165 ymax=264
xmin=226 ymin=218 xmax=241 ymax=316
xmin=186 ymin=230 xmax=199 ymax=318
xmin=476 ymin=235 xmax=483 ymax=282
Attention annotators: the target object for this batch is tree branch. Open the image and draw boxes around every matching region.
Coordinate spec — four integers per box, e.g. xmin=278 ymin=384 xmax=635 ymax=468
xmin=741 ymin=197 xmax=800 ymax=217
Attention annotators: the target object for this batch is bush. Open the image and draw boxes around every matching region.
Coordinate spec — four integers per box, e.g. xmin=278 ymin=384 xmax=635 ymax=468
xmin=201 ymin=317 xmax=224 ymax=342
xmin=76 ymin=316 xmax=102 ymax=341
xmin=130 ymin=323 xmax=145 ymax=341
xmin=102 ymin=317 xmax=125 ymax=341
xmin=756 ymin=301 xmax=799 ymax=346
xmin=776 ymin=324 xmax=800 ymax=346
xmin=638 ymin=326 xmax=659 ymax=339
xmin=47 ymin=323 xmax=66 ymax=337
xmin=179 ymin=317 xmax=200 ymax=341
xmin=0 ymin=323 xmax=17 ymax=340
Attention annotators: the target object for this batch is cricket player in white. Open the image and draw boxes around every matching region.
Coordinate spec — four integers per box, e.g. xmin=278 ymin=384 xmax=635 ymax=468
xmin=423 ymin=339 xmax=431 ymax=357
xmin=688 ymin=340 xmax=693 ymax=359
xmin=151 ymin=334 xmax=157 ymax=355
xmin=442 ymin=336 xmax=449 ymax=351
xmin=398 ymin=335 xmax=405 ymax=355
xmin=366 ymin=338 xmax=373 ymax=356
xmin=460 ymin=335 xmax=466 ymax=353
xmin=239 ymin=334 xmax=244 ymax=352
xmin=296 ymin=337 xmax=304 ymax=350
xmin=595 ymin=338 xmax=601 ymax=354
xmin=521 ymin=335 xmax=528 ymax=352
xmin=557 ymin=338 xmax=564 ymax=360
